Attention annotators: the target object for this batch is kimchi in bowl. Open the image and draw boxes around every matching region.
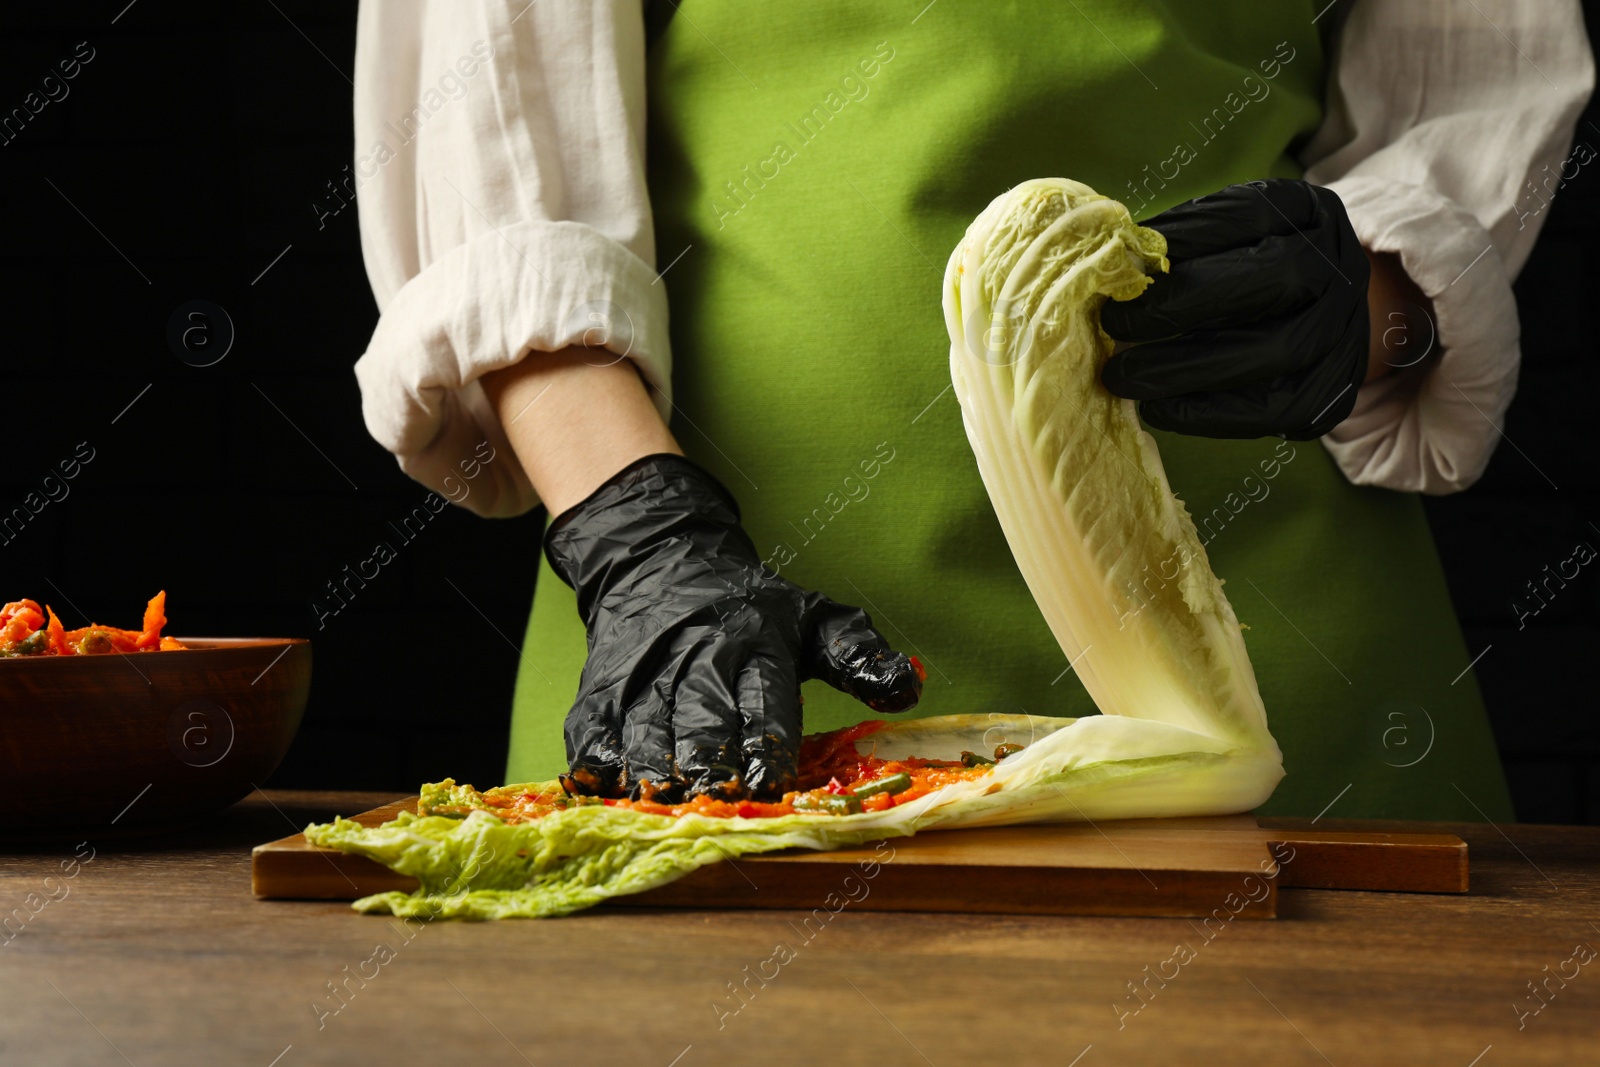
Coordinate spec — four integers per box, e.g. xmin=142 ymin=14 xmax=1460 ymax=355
xmin=0 ymin=593 xmax=310 ymax=837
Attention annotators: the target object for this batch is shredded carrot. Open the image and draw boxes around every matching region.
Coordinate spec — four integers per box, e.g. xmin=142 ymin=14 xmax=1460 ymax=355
xmin=135 ymin=590 xmax=168 ymax=650
xmin=44 ymin=606 xmax=69 ymax=655
xmin=434 ymin=721 xmax=998 ymax=825
xmin=0 ymin=603 xmax=44 ymax=646
xmin=0 ymin=599 xmax=43 ymax=627
xmin=0 ymin=593 xmax=186 ymax=656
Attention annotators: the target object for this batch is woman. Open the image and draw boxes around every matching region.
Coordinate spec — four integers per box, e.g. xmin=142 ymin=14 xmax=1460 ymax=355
xmin=350 ymin=1 xmax=1592 ymax=818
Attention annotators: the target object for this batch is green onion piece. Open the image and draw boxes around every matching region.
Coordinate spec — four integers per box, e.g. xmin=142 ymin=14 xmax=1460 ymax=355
xmin=851 ymin=772 xmax=912 ymax=799
xmin=792 ymin=793 xmax=862 ymax=816
xmin=993 ymin=742 xmax=1025 ymax=761
xmin=960 ymin=750 xmax=995 ymax=767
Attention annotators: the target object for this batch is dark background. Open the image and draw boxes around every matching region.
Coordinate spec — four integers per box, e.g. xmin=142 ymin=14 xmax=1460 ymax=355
xmin=2 ymin=2 xmax=1595 ymax=821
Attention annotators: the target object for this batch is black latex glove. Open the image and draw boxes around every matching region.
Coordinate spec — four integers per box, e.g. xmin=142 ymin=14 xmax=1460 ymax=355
xmin=545 ymin=453 xmax=923 ymax=802
xmin=1100 ymin=178 xmax=1370 ymax=440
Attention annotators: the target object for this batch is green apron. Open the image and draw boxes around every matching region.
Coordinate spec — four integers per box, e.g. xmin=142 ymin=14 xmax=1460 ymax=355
xmin=506 ymin=1 xmax=1515 ymax=821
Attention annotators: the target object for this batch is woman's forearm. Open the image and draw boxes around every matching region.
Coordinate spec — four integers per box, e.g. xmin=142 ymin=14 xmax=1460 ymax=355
xmin=481 ymin=349 xmax=681 ymax=517
xmin=1364 ymin=249 xmax=1436 ymax=383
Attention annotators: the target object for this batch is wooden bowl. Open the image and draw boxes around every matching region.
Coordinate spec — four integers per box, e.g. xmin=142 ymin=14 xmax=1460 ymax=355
xmin=0 ymin=638 xmax=311 ymax=840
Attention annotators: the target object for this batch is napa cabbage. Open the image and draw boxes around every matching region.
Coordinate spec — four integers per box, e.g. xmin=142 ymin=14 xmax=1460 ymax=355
xmin=941 ymin=177 xmax=1282 ymax=801
xmin=304 ymin=178 xmax=1282 ymax=918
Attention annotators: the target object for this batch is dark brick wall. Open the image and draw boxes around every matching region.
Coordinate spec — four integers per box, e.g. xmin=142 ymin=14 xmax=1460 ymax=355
xmin=1 ymin=2 xmax=1594 ymax=820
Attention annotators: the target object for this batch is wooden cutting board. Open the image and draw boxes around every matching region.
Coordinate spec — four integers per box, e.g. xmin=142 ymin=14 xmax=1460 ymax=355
xmin=252 ymin=798 xmax=1467 ymax=919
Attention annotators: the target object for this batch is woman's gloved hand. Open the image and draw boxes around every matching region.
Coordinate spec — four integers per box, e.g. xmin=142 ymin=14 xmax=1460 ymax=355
xmin=1100 ymin=178 xmax=1370 ymax=440
xmin=545 ymin=453 xmax=923 ymax=802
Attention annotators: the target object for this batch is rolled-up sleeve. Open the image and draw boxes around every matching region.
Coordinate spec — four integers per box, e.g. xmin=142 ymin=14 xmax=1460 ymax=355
xmin=1301 ymin=0 xmax=1594 ymax=494
xmin=353 ymin=0 xmax=670 ymax=517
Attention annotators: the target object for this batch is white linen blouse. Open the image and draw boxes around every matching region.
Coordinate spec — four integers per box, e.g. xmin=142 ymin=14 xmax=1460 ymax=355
xmin=352 ymin=1 xmax=1594 ymax=515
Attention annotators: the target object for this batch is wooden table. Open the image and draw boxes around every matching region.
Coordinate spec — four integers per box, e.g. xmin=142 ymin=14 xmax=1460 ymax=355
xmin=2 ymin=791 xmax=1596 ymax=1066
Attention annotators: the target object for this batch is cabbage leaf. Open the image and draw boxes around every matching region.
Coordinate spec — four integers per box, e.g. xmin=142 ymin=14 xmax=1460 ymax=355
xmin=305 ymin=178 xmax=1282 ymax=919
xmin=941 ymin=177 xmax=1282 ymax=789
